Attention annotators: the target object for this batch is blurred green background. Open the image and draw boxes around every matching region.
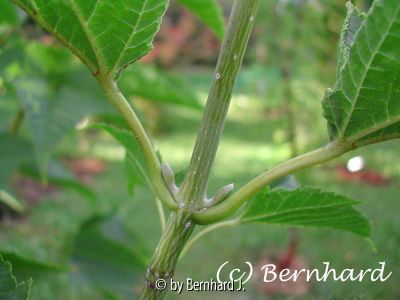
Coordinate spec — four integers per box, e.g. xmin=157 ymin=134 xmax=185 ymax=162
xmin=1 ymin=0 xmax=399 ymax=299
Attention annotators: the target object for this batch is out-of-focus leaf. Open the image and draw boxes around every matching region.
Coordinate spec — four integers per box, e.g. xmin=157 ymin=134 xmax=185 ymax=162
xmin=0 ymin=134 xmax=31 ymax=213
xmin=14 ymin=0 xmax=169 ymax=78
xmin=177 ymin=0 xmax=225 ymax=39
xmin=1 ymin=42 xmax=114 ymax=177
xmin=0 ymin=255 xmax=31 ymax=300
xmin=70 ymin=215 xmax=147 ymax=300
xmin=119 ymin=64 xmax=202 ymax=109
xmin=0 ymin=253 xmax=68 ymax=300
xmin=0 ymin=191 xmax=94 ymax=268
xmin=0 ymin=0 xmax=19 ymax=26
xmin=240 ymin=188 xmax=371 ymax=238
xmin=93 ymin=124 xmax=152 ymax=191
xmin=323 ymin=0 xmax=400 ymax=148
xmin=0 ymin=133 xmax=33 ymax=189
xmin=124 ymin=154 xmax=146 ymax=196
xmin=16 ymin=71 xmax=113 ymax=176
xmin=20 ymin=161 xmax=97 ymax=204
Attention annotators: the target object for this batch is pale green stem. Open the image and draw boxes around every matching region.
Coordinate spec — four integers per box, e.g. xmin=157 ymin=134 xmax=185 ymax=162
xmin=179 ymin=219 xmax=239 ymax=260
xmin=97 ymin=76 xmax=176 ymax=210
xmin=140 ymin=2 xmax=260 ymax=299
xmin=155 ymin=198 xmax=166 ymax=231
xmin=193 ymin=142 xmax=351 ymax=224
xmin=178 ymin=0 xmax=261 ymax=208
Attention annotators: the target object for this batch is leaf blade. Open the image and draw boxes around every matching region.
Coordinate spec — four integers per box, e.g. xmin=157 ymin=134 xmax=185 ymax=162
xmin=177 ymin=0 xmax=225 ymax=39
xmin=322 ymin=0 xmax=400 ymax=147
xmin=0 ymin=255 xmax=31 ymax=300
xmin=240 ymin=188 xmax=371 ymax=238
xmin=13 ymin=0 xmax=169 ymax=77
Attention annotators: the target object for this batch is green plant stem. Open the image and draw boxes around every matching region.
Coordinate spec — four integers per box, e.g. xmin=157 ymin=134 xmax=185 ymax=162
xmin=178 ymin=0 xmax=261 ymax=207
xmin=179 ymin=219 xmax=238 ymax=260
xmin=193 ymin=142 xmax=351 ymax=224
xmin=140 ymin=2 xmax=260 ymax=299
xmin=141 ymin=211 xmax=195 ymax=299
xmin=97 ymin=76 xmax=176 ymax=210
xmin=155 ymin=198 xmax=166 ymax=231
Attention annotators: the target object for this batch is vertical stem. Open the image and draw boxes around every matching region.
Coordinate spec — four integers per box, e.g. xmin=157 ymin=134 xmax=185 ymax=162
xmin=140 ymin=2 xmax=260 ymax=299
xmin=141 ymin=211 xmax=194 ymax=299
xmin=179 ymin=0 xmax=261 ymax=207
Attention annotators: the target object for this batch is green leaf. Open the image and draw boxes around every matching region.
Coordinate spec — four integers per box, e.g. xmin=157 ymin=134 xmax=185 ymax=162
xmin=124 ymin=153 xmax=145 ymax=195
xmin=322 ymin=0 xmax=400 ymax=148
xmin=0 ymin=255 xmax=31 ymax=300
xmin=70 ymin=215 xmax=147 ymax=299
xmin=0 ymin=192 xmax=94 ymax=268
xmin=13 ymin=0 xmax=169 ymax=78
xmin=15 ymin=71 xmax=112 ymax=175
xmin=20 ymin=161 xmax=97 ymax=203
xmin=0 ymin=134 xmax=32 ymax=213
xmin=93 ymin=123 xmax=152 ymax=190
xmin=240 ymin=188 xmax=371 ymax=238
xmin=0 ymin=0 xmax=19 ymax=26
xmin=0 ymin=134 xmax=33 ymax=189
xmin=119 ymin=64 xmax=202 ymax=109
xmin=177 ymin=0 xmax=225 ymax=40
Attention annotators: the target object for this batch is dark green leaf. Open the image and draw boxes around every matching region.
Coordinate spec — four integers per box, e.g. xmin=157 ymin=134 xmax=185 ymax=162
xmin=70 ymin=215 xmax=147 ymax=299
xmin=13 ymin=0 xmax=169 ymax=77
xmin=240 ymin=188 xmax=371 ymax=238
xmin=177 ymin=0 xmax=225 ymax=39
xmin=323 ymin=0 xmax=400 ymax=148
xmin=0 ymin=255 xmax=31 ymax=300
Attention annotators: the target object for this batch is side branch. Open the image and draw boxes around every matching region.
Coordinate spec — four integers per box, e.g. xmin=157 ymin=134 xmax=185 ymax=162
xmin=193 ymin=142 xmax=350 ymax=224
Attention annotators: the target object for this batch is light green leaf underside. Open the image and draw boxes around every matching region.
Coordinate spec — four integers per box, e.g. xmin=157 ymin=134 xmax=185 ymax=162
xmin=0 ymin=255 xmax=31 ymax=300
xmin=323 ymin=0 xmax=400 ymax=147
xmin=13 ymin=0 xmax=168 ymax=77
xmin=241 ymin=188 xmax=371 ymax=238
xmin=177 ymin=0 xmax=225 ymax=40
xmin=93 ymin=124 xmax=152 ymax=189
